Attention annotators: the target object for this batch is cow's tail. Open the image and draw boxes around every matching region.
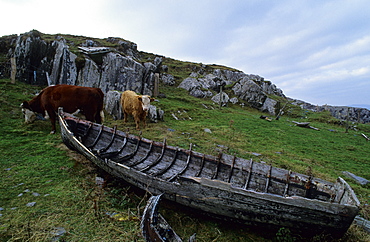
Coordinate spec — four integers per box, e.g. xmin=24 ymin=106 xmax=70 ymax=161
xmin=100 ymin=110 xmax=105 ymax=123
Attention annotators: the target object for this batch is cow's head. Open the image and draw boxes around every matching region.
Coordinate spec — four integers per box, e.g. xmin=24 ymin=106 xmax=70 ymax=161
xmin=21 ymin=101 xmax=37 ymax=124
xmin=138 ymin=95 xmax=154 ymax=112
xmin=20 ymin=101 xmax=47 ymax=123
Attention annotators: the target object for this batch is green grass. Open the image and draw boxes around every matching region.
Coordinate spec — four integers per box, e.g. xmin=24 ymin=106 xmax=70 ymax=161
xmin=0 ymin=80 xmax=142 ymax=241
xmin=1 ymin=78 xmax=369 ymax=241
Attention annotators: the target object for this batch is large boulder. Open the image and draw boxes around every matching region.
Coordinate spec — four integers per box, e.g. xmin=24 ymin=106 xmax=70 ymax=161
xmin=105 ymin=90 xmax=123 ymax=120
xmin=211 ymin=92 xmax=230 ymax=106
xmin=98 ymin=52 xmax=146 ymax=94
xmin=160 ymin=73 xmax=175 ymax=86
xmin=49 ymin=38 xmax=77 ymax=85
xmin=179 ymin=70 xmax=284 ymax=115
xmin=13 ymin=30 xmax=55 ymax=85
xmin=232 ymin=77 xmax=267 ymax=109
xmin=261 ymin=97 xmax=278 ymax=115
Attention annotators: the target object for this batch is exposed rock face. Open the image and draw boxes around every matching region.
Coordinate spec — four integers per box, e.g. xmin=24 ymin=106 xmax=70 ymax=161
xmin=13 ymin=31 xmax=56 ymax=85
xmin=2 ymin=30 xmax=369 ymax=123
xmin=179 ymin=70 xmax=285 ymax=115
xmin=292 ymin=99 xmax=370 ymax=123
xmin=49 ymin=38 xmax=77 ymax=85
xmin=5 ymin=30 xmax=161 ymax=120
xmin=8 ymin=30 xmax=159 ymax=97
xmin=160 ymin=73 xmax=175 ymax=86
xmin=232 ymin=77 xmax=268 ymax=108
xmin=105 ymin=91 xmax=123 ymax=120
xmin=105 ymin=37 xmax=139 ymax=58
xmin=211 ymin=92 xmax=230 ymax=106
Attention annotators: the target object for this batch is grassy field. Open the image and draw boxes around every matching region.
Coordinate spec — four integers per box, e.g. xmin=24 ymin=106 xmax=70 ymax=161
xmin=0 ymin=78 xmax=369 ymax=241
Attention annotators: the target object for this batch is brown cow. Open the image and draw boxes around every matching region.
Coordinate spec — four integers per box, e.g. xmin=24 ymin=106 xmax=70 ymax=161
xmin=120 ymin=90 xmax=154 ymax=130
xmin=21 ymin=84 xmax=104 ymax=134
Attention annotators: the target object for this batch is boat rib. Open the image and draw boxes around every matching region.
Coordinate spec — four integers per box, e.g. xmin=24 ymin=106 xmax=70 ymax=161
xmin=86 ymin=125 xmax=104 ymax=149
xmin=243 ymin=159 xmax=253 ymax=190
xmin=94 ymin=125 xmax=117 ymax=154
xmin=114 ymin=136 xmax=142 ymax=162
xmin=99 ymin=134 xmax=128 ymax=159
xmin=128 ymin=140 xmax=154 ymax=167
xmin=139 ymin=139 xmax=167 ymax=172
xmin=167 ymin=144 xmax=193 ymax=182
xmin=227 ymin=156 xmax=236 ymax=183
xmin=152 ymin=148 xmax=178 ymax=177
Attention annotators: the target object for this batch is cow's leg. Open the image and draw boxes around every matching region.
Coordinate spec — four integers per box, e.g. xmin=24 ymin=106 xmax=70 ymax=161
xmin=134 ymin=115 xmax=140 ymax=130
xmin=142 ymin=117 xmax=147 ymax=129
xmin=95 ymin=110 xmax=103 ymax=124
xmin=123 ymin=111 xmax=128 ymax=123
xmin=47 ymin=109 xmax=57 ymax=134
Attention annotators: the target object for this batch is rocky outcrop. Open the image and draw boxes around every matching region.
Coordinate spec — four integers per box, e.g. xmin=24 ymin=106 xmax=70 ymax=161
xmin=2 ymin=30 xmax=369 ymax=123
xmin=4 ymin=30 xmax=162 ymax=120
xmin=178 ymin=70 xmax=285 ymax=115
xmin=292 ymin=99 xmax=370 ymax=123
xmin=6 ymin=30 xmax=160 ymax=96
xmin=50 ymin=38 xmax=77 ymax=85
xmin=104 ymin=91 xmax=123 ymax=120
xmin=13 ymin=31 xmax=56 ymax=85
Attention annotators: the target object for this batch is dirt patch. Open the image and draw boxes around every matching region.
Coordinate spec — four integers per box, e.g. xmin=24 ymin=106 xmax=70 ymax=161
xmin=56 ymin=143 xmax=96 ymax=173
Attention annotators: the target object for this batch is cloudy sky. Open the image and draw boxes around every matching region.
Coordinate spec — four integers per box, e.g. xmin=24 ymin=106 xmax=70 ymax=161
xmin=1 ymin=0 xmax=370 ymax=108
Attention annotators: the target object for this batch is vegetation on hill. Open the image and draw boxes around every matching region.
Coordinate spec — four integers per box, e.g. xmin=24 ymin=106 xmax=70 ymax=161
xmin=1 ymin=77 xmax=369 ymax=241
xmin=0 ymin=31 xmax=369 ymax=241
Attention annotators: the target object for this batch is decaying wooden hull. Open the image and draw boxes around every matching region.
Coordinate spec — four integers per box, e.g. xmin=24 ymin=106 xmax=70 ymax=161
xmin=58 ymin=109 xmax=360 ymax=237
xmin=141 ymin=194 xmax=188 ymax=242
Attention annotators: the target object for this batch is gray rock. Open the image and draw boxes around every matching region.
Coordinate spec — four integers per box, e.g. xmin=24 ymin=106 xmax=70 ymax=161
xmin=261 ymin=97 xmax=278 ymax=116
xmin=104 ymin=90 xmax=123 ymax=120
xmin=26 ymin=202 xmax=36 ymax=207
xmin=148 ymin=105 xmax=158 ymax=123
xmin=232 ymin=77 xmax=267 ymax=108
xmin=211 ymin=92 xmax=230 ymax=105
xmin=49 ymin=39 xmax=77 ymax=85
xmin=161 ymin=73 xmax=175 ymax=86
xmin=99 ymin=52 xmax=146 ymax=94
xmin=76 ymin=58 xmax=100 ymax=88
xmin=230 ymin=97 xmax=239 ymax=104
xmin=178 ymin=77 xmax=199 ymax=91
xmin=51 ymin=227 xmax=67 ymax=242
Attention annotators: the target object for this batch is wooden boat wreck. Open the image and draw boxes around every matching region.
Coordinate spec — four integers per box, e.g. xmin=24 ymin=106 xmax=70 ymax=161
xmin=58 ymin=108 xmax=360 ymax=237
xmin=141 ymin=194 xmax=196 ymax=242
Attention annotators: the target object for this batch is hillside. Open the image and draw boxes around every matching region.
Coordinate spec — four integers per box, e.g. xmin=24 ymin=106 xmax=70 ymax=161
xmin=1 ymin=30 xmax=370 ymax=124
xmin=0 ymin=30 xmax=369 ymax=241
xmin=1 ymin=78 xmax=370 ymax=241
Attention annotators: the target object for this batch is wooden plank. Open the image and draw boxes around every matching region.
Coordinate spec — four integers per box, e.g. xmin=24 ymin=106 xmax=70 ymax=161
xmin=10 ymin=57 xmax=16 ymax=84
xmin=264 ymin=165 xmax=272 ymax=193
xmin=243 ymin=159 xmax=253 ymax=190
xmin=227 ymin=156 xmax=236 ymax=183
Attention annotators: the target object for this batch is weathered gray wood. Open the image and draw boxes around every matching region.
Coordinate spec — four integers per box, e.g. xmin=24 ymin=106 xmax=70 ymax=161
xmin=58 ymin=108 xmax=360 ymax=237
xmin=354 ymin=216 xmax=370 ymax=233
xmin=141 ymin=194 xmax=183 ymax=242
xmin=292 ymin=121 xmax=320 ymax=130
xmin=342 ymin=171 xmax=370 ymax=186
xmin=361 ymin=133 xmax=370 ymax=141
xmin=11 ymin=57 xmax=16 ymax=84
